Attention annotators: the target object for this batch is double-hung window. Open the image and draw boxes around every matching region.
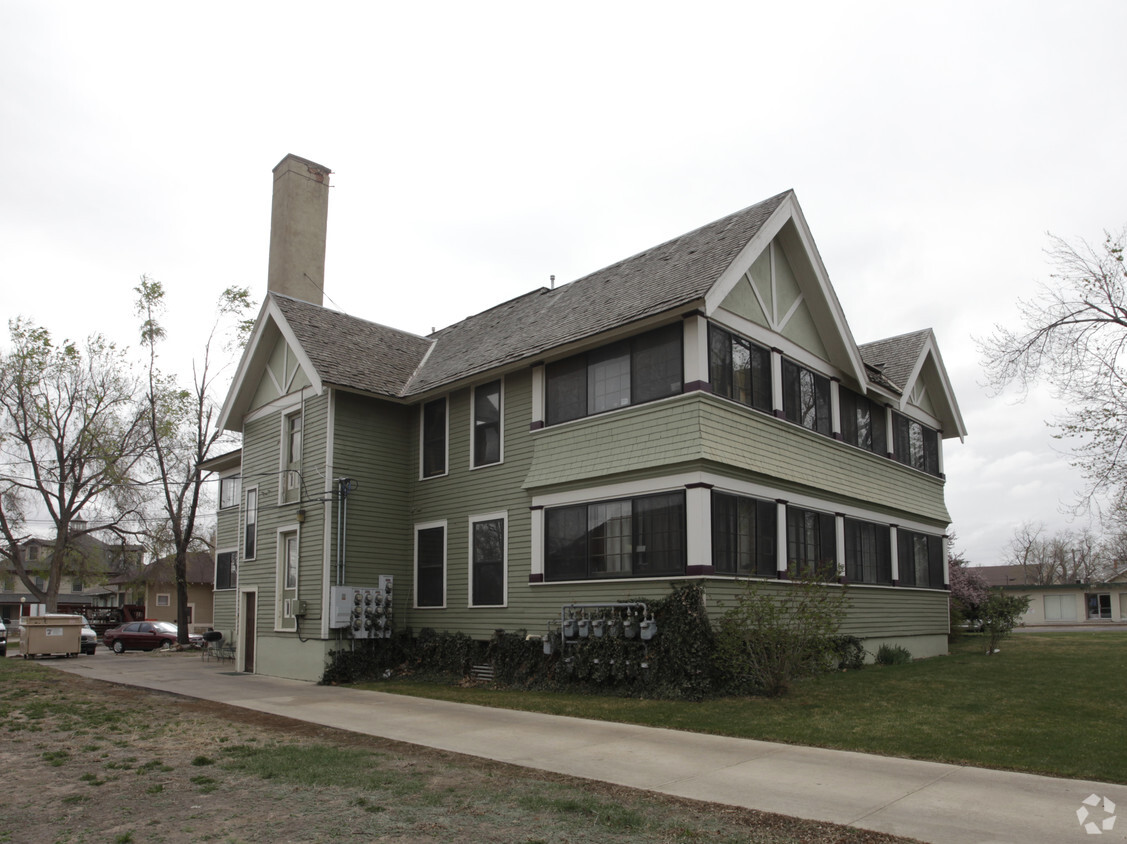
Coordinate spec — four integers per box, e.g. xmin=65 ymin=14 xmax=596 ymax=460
xmin=472 ymin=380 xmax=502 ymax=467
xmin=220 ymin=476 xmax=241 ymax=509
xmin=785 ymin=506 xmax=836 ymax=578
xmin=781 ymin=360 xmax=831 ymax=435
xmin=897 ymin=530 xmax=943 ymax=588
xmin=284 ymin=412 xmax=302 ymax=499
xmin=545 ymin=323 xmax=683 ymax=425
xmin=415 ymin=524 xmax=446 ymax=607
xmin=244 ymin=488 xmax=258 ymax=560
xmin=470 ymin=516 xmax=505 ymax=606
xmin=421 ymin=398 xmax=447 ymax=478
xmin=892 ymin=413 xmax=940 ymax=475
xmin=215 ymin=550 xmax=237 ymax=590
xmin=840 ymin=388 xmax=887 ymax=455
xmin=843 ymin=518 xmax=892 ymax=584
xmin=544 ymin=491 xmax=686 ymax=581
xmin=711 ymin=491 xmax=777 ymax=576
xmin=708 ymin=325 xmax=771 ymax=412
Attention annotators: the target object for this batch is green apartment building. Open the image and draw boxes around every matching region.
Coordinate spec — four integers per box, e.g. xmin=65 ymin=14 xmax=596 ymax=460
xmin=208 ymin=154 xmax=966 ymax=682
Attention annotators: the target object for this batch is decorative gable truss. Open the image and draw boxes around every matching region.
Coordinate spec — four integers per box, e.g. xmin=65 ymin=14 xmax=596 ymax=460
xmin=703 ymin=192 xmax=965 ymax=442
xmin=220 ymin=298 xmax=324 ymax=429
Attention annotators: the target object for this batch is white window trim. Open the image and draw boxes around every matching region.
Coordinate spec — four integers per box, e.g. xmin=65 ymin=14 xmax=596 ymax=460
xmin=215 ymin=546 xmax=238 ymax=591
xmin=279 ymin=407 xmax=304 ymax=505
xmin=419 ymin=398 xmax=450 ymax=480
xmin=467 ymin=511 xmax=508 ymax=608
xmin=243 ymin=485 xmax=259 ymax=562
xmin=469 ymin=378 xmax=504 ymax=470
xmin=274 ymin=523 xmax=300 ymax=632
xmin=219 ymin=472 xmax=241 ymax=510
xmin=414 ymin=519 xmax=447 ymax=609
xmin=156 ymin=593 xmax=171 ymax=607
xmin=237 ymin=585 xmax=258 ymax=674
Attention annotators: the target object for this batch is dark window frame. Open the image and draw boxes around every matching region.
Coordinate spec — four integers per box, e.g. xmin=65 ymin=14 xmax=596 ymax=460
xmin=544 ymin=491 xmax=687 ymax=581
xmin=545 ymin=323 xmax=684 ymax=426
xmin=892 ymin=412 xmax=940 ymax=476
xmin=839 ymin=387 xmax=887 ymax=456
xmin=244 ymin=487 xmax=258 ymax=561
xmin=421 ymin=398 xmax=448 ymax=478
xmin=216 ymin=550 xmax=237 ymax=590
xmin=415 ymin=525 xmax=446 ymax=608
xmin=470 ymin=516 xmax=505 ymax=607
xmin=897 ymin=529 xmax=944 ymax=589
xmin=472 ymin=380 xmax=503 ymax=467
xmin=711 ymin=491 xmax=777 ymax=577
xmin=785 ymin=506 xmax=836 ymax=578
xmin=781 ymin=359 xmax=832 ymax=436
xmin=843 ymin=518 xmax=892 ymax=584
xmin=708 ymin=324 xmax=772 ymax=412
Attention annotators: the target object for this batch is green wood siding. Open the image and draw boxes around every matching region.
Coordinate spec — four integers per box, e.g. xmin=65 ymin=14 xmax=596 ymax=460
xmin=328 ymin=391 xmax=414 ymax=627
xmin=523 ymin=393 xmax=949 ymax=526
xmin=212 ymin=505 xmax=239 ymax=634
xmin=238 ymin=391 xmax=327 ymax=656
xmin=405 ymin=372 xmax=535 ymax=638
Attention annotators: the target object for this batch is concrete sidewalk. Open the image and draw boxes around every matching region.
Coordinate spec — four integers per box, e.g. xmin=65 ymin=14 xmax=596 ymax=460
xmin=40 ymin=652 xmax=1125 ymax=844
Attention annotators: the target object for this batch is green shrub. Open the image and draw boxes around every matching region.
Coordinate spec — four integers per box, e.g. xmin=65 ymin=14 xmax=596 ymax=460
xmin=829 ymin=635 xmax=866 ymax=670
xmin=875 ymin=644 xmax=911 ymax=665
xmin=980 ymin=592 xmax=1032 ymax=655
xmin=712 ymin=572 xmax=847 ymax=696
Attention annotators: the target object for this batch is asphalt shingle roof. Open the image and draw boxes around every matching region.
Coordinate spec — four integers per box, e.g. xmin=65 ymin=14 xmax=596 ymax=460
xmin=272 ymin=295 xmax=432 ymax=397
xmin=269 ymin=191 xmax=930 ymax=403
xmin=858 ymin=329 xmax=932 ymax=393
xmin=404 ymin=191 xmax=791 ymax=393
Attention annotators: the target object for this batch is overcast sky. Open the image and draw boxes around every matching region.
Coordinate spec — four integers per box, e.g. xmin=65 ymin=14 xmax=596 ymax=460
xmin=2 ymin=1 xmax=1125 ymax=565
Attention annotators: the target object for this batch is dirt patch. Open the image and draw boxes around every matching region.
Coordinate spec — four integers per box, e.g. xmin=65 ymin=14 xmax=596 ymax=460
xmin=1 ymin=660 xmax=916 ymax=843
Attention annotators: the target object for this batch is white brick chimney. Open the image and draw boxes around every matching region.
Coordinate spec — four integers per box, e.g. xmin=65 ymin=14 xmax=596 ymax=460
xmin=267 ymin=154 xmax=331 ymax=305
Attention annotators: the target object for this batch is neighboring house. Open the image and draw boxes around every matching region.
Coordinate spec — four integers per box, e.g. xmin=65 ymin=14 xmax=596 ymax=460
xmin=139 ymin=552 xmax=216 ymax=634
xmin=0 ymin=523 xmax=143 ymax=624
xmin=210 ymin=154 xmax=966 ymax=681
xmin=1000 ymin=568 xmax=1127 ymax=626
xmin=973 ymin=564 xmax=1047 ymax=587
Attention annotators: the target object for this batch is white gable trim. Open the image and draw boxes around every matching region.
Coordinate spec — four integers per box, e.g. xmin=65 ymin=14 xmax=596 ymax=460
xmin=704 ymin=192 xmax=868 ymax=388
xmin=895 ymin=331 xmax=967 ymax=441
xmin=218 ymin=296 xmax=324 ymax=432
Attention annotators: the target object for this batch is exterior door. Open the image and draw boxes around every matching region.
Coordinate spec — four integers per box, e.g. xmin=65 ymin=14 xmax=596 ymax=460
xmin=242 ymin=592 xmax=256 ymax=673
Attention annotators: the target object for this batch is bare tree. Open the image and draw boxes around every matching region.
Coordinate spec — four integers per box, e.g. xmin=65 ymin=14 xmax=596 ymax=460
xmin=1005 ymin=521 xmax=1114 ymax=585
xmin=0 ymin=320 xmax=150 ymax=610
xmin=980 ymin=229 xmax=1127 ymax=513
xmin=135 ymin=277 xmax=253 ymax=644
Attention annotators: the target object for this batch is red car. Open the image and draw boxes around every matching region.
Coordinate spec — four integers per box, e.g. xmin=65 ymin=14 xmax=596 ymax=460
xmin=103 ymin=621 xmax=203 ymax=653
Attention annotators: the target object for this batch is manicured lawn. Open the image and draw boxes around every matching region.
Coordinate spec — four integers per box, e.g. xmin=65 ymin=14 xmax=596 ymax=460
xmin=359 ymin=632 xmax=1127 ymax=785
